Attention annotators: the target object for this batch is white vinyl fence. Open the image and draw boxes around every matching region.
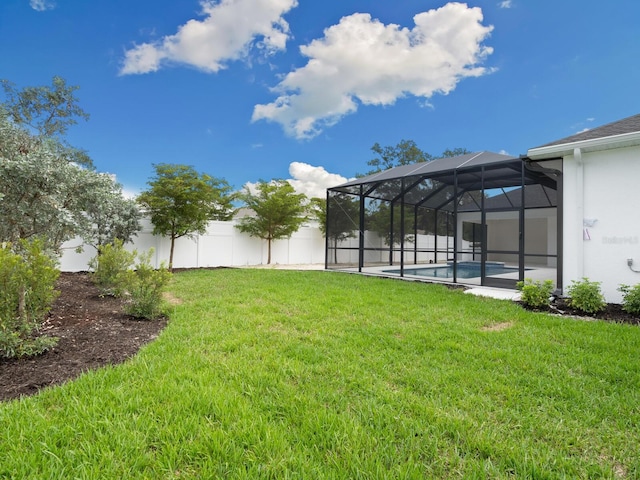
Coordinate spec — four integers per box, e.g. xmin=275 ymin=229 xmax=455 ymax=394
xmin=59 ymin=219 xmax=326 ymax=272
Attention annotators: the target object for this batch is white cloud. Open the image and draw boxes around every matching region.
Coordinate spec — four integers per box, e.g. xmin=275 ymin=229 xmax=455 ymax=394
xmin=120 ymin=0 xmax=298 ymax=75
xmin=30 ymin=0 xmax=55 ymax=11
xmin=498 ymin=0 xmax=513 ymax=8
xmin=242 ymin=163 xmax=350 ymax=199
xmin=287 ymin=162 xmax=350 ymax=198
xmin=252 ymin=3 xmax=494 ymax=139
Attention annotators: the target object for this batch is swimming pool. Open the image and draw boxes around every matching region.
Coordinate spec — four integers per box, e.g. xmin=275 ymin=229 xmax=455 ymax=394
xmin=384 ymin=262 xmax=520 ymax=279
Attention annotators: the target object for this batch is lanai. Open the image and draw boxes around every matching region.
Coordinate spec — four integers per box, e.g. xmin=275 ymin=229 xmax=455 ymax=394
xmin=326 ymin=151 xmax=561 ymax=289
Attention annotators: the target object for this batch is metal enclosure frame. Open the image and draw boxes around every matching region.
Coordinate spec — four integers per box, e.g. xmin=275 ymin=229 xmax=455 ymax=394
xmin=325 ymin=152 xmax=562 ymax=290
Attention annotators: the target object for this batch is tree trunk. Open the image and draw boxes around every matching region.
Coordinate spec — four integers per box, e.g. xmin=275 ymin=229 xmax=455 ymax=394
xmin=169 ymin=236 xmax=175 ymax=272
xmin=267 ymin=237 xmax=272 ymax=264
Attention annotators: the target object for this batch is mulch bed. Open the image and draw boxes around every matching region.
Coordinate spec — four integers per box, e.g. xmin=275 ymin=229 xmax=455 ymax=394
xmin=0 ymin=272 xmax=167 ymax=402
xmin=1 ymin=272 xmax=638 ymax=403
xmin=520 ymin=297 xmax=640 ymax=325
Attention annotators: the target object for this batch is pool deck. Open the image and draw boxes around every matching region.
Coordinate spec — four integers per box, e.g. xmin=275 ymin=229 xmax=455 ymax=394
xmin=464 ymin=286 xmax=521 ymax=301
xmin=331 ymin=262 xmax=556 ymax=301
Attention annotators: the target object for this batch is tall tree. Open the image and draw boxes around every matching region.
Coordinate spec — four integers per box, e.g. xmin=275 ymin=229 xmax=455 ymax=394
xmin=362 ymin=139 xmax=432 ymax=176
xmin=0 ymin=112 xmax=136 ymax=253
xmin=236 ymin=180 xmax=307 ymax=264
xmin=1 ymin=76 xmax=89 ymax=138
xmin=137 ymin=164 xmax=234 ymax=271
xmin=1 ymin=76 xmax=92 ymax=168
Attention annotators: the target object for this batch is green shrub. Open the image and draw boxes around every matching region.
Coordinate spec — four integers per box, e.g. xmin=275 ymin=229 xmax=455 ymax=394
xmin=516 ymin=278 xmax=554 ymax=309
xmin=0 ymin=240 xmax=59 ymax=358
xmin=89 ymin=239 xmax=136 ymax=297
xmin=566 ymin=278 xmax=606 ymax=314
xmin=121 ymin=250 xmax=172 ymax=320
xmin=618 ymin=283 xmax=640 ymax=315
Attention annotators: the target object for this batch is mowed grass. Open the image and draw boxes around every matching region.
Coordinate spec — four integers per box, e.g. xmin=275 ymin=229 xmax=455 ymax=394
xmin=1 ymin=269 xmax=640 ymax=479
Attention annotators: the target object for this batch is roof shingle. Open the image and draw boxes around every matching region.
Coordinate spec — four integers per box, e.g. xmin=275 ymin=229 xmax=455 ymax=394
xmin=534 ymin=113 xmax=640 ymax=148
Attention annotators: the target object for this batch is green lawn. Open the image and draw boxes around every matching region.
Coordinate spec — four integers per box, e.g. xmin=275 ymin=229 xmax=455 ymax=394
xmin=1 ymin=269 xmax=639 ymax=479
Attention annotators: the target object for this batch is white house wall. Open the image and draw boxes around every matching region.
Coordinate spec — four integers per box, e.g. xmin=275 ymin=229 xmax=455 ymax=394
xmin=562 ymin=144 xmax=640 ymax=303
xmin=59 ymin=219 xmax=325 ymax=272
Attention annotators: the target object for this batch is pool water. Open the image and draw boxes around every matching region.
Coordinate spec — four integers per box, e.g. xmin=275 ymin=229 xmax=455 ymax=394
xmin=384 ymin=262 xmax=520 ymax=279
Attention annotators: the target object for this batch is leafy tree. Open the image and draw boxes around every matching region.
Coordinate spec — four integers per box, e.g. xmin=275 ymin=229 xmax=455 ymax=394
xmin=82 ymin=175 xmax=142 ymax=252
xmin=0 ymin=113 xmax=128 ymax=252
xmin=441 ymin=147 xmax=471 ymax=158
xmin=236 ymin=180 xmax=308 ymax=264
xmin=1 ymin=76 xmax=89 ymax=138
xmin=1 ymin=76 xmax=92 ymax=168
xmin=361 ymin=139 xmax=432 ymax=176
xmin=137 ymin=164 xmax=235 ymax=271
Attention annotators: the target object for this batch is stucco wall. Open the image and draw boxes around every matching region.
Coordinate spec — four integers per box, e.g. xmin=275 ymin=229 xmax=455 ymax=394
xmin=562 ymin=144 xmax=640 ymax=303
xmin=59 ymin=218 xmax=326 ymax=272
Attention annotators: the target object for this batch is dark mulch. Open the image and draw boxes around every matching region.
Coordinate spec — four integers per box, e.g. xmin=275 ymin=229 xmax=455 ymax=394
xmin=519 ymin=297 xmax=640 ymax=326
xmin=0 ymin=272 xmax=168 ymax=402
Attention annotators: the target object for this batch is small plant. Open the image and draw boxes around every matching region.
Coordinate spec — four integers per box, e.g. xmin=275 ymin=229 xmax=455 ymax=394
xmin=0 ymin=240 xmax=59 ymax=358
xmin=121 ymin=250 xmax=172 ymax=320
xmin=516 ymin=278 xmax=554 ymax=309
xmin=618 ymin=283 xmax=640 ymax=315
xmin=89 ymin=239 xmax=136 ymax=297
xmin=566 ymin=278 xmax=606 ymax=314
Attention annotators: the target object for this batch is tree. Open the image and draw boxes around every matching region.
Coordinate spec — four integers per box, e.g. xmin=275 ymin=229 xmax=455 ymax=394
xmin=0 ymin=112 xmax=133 ymax=253
xmin=1 ymin=76 xmax=93 ymax=169
xmin=137 ymin=164 xmax=235 ymax=271
xmin=361 ymin=139 xmax=432 ymax=176
xmin=81 ymin=175 xmax=142 ymax=252
xmin=1 ymin=76 xmax=89 ymax=138
xmin=236 ymin=180 xmax=308 ymax=264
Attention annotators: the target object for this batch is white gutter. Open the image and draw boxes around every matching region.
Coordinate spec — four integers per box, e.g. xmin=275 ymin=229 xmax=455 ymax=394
xmin=528 ymin=130 xmax=640 ymax=160
xmin=574 ymin=148 xmax=584 ymax=279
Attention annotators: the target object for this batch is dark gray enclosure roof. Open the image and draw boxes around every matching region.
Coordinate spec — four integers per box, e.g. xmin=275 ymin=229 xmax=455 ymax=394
xmin=533 ymin=113 xmax=640 ymax=148
xmin=329 ymin=151 xmax=558 ymax=209
xmin=332 ymin=151 xmax=519 ymax=190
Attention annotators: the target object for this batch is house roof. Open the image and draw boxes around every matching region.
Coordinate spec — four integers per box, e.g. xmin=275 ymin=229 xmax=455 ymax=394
xmin=534 ymin=113 xmax=640 ymax=148
xmin=528 ymin=113 xmax=640 ymax=159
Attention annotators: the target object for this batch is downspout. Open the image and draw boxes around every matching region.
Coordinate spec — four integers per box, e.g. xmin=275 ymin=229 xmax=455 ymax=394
xmin=574 ymin=147 xmax=584 ymax=279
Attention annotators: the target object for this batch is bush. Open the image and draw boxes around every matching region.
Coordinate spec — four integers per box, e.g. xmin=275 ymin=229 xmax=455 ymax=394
xmin=89 ymin=239 xmax=136 ymax=297
xmin=516 ymin=278 xmax=554 ymax=309
xmin=0 ymin=240 xmax=59 ymax=358
xmin=566 ymin=278 xmax=606 ymax=314
xmin=618 ymin=284 xmax=640 ymax=315
xmin=121 ymin=250 xmax=172 ymax=320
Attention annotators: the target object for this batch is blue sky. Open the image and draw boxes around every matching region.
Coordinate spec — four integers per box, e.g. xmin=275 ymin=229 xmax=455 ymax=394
xmin=2 ymin=0 xmax=639 ymax=198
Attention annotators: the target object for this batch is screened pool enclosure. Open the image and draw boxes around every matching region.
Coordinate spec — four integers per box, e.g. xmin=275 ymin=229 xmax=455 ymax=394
xmin=326 ymin=152 xmax=561 ymax=289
